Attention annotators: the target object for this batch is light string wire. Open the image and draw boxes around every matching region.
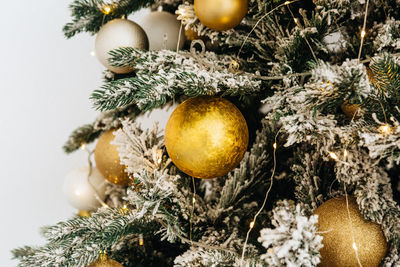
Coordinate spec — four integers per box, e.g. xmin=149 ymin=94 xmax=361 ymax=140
xmin=158 ymin=220 xmax=239 ymax=255
xmin=237 ymin=0 xmax=300 ymax=58
xmin=328 ymin=150 xmax=365 ymax=267
xmin=343 ymin=184 xmax=363 ymax=267
xmin=240 ymin=129 xmax=281 ymax=267
xmin=358 ymin=0 xmax=370 ymax=63
xmin=190 ymin=176 xmax=196 ymax=244
xmin=286 ymin=4 xmax=318 ymax=63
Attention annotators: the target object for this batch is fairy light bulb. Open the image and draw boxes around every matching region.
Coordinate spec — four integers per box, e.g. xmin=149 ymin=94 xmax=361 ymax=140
xmin=103 ymin=6 xmax=111 ymax=14
xmin=343 ymin=149 xmax=348 ymax=158
xmin=273 ymin=143 xmax=277 ymax=149
xmin=361 ymin=30 xmax=366 ymax=38
xmin=329 ymin=152 xmax=338 ymax=160
xmin=352 ymin=242 xmax=358 ymax=251
xmin=192 ymin=197 xmax=196 ymax=204
xmin=90 ymin=51 xmax=96 ymax=57
xmin=379 ymin=124 xmax=392 ymax=135
xmin=249 ymin=221 xmax=255 ymax=229
xmin=139 ymin=234 xmax=144 ymax=246
xmin=80 ymin=144 xmax=86 ymax=150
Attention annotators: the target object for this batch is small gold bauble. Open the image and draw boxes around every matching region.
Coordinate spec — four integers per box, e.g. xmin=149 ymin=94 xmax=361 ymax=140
xmin=165 ymin=96 xmax=249 ymax=179
xmin=194 ymin=0 xmax=248 ymax=31
xmin=77 ymin=210 xmax=91 ymax=218
xmin=341 ymin=101 xmax=362 ymax=120
xmin=313 ymin=196 xmax=387 ymax=267
xmin=95 ymin=130 xmax=130 ymax=186
xmin=87 ymin=254 xmax=123 ymax=267
xmin=184 ymin=27 xmax=201 ymax=41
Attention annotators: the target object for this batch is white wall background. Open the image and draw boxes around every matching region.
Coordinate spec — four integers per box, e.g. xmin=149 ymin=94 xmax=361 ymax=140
xmin=0 ymin=1 xmax=167 ymax=266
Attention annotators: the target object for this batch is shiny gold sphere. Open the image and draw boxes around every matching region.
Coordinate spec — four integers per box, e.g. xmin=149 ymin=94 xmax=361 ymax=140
xmin=87 ymin=255 xmax=123 ymax=267
xmin=94 ymin=130 xmax=130 ymax=186
xmin=165 ymin=96 xmax=249 ymax=179
xmin=341 ymin=101 xmax=362 ymax=120
xmin=194 ymin=0 xmax=248 ymax=31
xmin=77 ymin=210 xmax=91 ymax=218
xmin=313 ymin=196 xmax=387 ymax=267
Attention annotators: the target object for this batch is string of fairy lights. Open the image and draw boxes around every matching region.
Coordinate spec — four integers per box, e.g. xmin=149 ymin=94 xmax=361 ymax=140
xmin=79 ymin=0 xmax=398 ymax=264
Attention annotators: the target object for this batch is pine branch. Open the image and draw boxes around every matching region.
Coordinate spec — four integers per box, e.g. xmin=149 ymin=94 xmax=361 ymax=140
xmin=63 ymin=0 xmax=156 ymax=38
xmin=370 ymin=56 xmax=400 ymax=96
xmin=12 ymin=208 xmax=158 ymax=267
xmin=63 ymin=124 xmax=101 ymax=153
xmin=91 ymin=48 xmax=261 ymax=111
xmin=62 ymin=104 xmax=141 ymax=154
xmin=291 ymin=148 xmax=326 ymax=215
xmin=214 ymin=121 xmax=273 ymax=218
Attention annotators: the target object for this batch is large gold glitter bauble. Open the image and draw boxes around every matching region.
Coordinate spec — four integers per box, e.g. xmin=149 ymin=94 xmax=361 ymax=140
xmin=95 ymin=130 xmax=130 ymax=186
xmin=194 ymin=0 xmax=248 ymax=31
xmin=87 ymin=254 xmax=123 ymax=267
xmin=313 ymin=196 xmax=387 ymax=267
xmin=165 ymin=96 xmax=249 ymax=179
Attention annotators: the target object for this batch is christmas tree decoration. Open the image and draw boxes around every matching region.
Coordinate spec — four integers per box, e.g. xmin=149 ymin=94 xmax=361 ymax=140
xmin=77 ymin=210 xmax=91 ymax=218
xmin=63 ymin=166 xmax=106 ymax=211
xmin=95 ymin=19 xmax=148 ymax=73
xmin=139 ymin=11 xmax=185 ymax=50
xmin=194 ymin=0 xmax=248 ymax=31
xmin=13 ymin=0 xmax=400 ymax=266
xmin=87 ymin=253 xmax=123 ymax=267
xmin=313 ymin=196 xmax=388 ymax=267
xmin=165 ymin=96 xmax=248 ymax=179
xmin=95 ymin=130 xmax=130 ymax=186
xmin=341 ymin=101 xmax=362 ymax=119
xmin=184 ymin=27 xmax=200 ymax=41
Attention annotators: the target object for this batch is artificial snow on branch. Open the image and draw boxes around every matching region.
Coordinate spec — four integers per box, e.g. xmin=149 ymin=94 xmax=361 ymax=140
xmin=258 ymin=200 xmax=323 ymax=267
xmin=92 ymin=48 xmax=261 ymax=111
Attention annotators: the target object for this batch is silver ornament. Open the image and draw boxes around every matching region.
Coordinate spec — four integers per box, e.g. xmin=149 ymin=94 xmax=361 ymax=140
xmin=63 ymin=166 xmax=106 ymax=211
xmin=140 ymin=11 xmax=185 ymax=51
xmin=95 ymin=19 xmax=148 ymax=73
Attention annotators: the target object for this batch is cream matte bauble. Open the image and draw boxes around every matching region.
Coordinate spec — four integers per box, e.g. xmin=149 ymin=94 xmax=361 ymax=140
xmin=95 ymin=19 xmax=148 ymax=73
xmin=194 ymin=0 xmax=248 ymax=31
xmin=313 ymin=196 xmax=387 ymax=267
xmin=139 ymin=11 xmax=185 ymax=50
xmin=165 ymin=96 xmax=248 ymax=179
xmin=94 ymin=130 xmax=130 ymax=186
xmin=63 ymin=167 xmax=106 ymax=211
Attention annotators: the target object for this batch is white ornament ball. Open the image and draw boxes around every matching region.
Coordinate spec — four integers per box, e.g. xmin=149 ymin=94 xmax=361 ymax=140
xmin=63 ymin=167 xmax=106 ymax=211
xmin=95 ymin=19 xmax=149 ymax=73
xmin=139 ymin=11 xmax=185 ymax=50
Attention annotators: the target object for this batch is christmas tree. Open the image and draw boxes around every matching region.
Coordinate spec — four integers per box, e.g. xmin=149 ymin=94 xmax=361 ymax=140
xmin=12 ymin=0 xmax=400 ymax=266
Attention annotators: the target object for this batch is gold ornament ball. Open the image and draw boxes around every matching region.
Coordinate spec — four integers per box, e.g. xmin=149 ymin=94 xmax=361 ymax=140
xmin=313 ymin=196 xmax=387 ymax=267
xmin=165 ymin=96 xmax=249 ymax=179
xmin=194 ymin=0 xmax=248 ymax=31
xmin=341 ymin=101 xmax=362 ymax=120
xmin=95 ymin=130 xmax=130 ymax=186
xmin=87 ymin=254 xmax=123 ymax=267
xmin=77 ymin=210 xmax=91 ymax=218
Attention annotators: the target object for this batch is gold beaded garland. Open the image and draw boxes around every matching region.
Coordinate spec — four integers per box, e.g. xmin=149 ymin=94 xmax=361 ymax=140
xmin=94 ymin=130 xmax=130 ymax=186
xmin=313 ymin=196 xmax=387 ymax=267
xmin=165 ymin=96 xmax=249 ymax=179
